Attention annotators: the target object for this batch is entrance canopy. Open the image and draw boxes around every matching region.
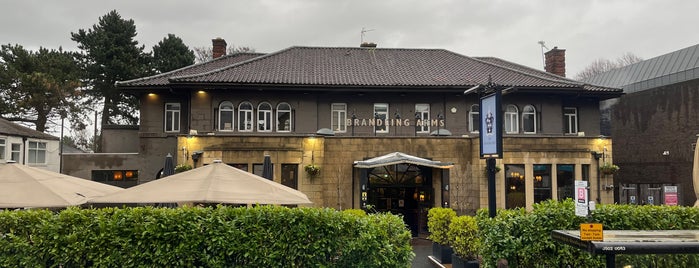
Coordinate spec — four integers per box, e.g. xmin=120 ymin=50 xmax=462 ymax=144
xmin=353 ymin=152 xmax=453 ymax=169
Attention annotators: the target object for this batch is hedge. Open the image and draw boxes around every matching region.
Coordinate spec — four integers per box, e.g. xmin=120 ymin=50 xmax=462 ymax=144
xmin=0 ymin=206 xmax=414 ymax=267
xmin=475 ymin=200 xmax=699 ymax=268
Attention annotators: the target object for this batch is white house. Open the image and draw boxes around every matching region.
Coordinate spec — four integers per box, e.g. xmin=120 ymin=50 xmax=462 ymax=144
xmin=0 ymin=118 xmax=60 ymax=172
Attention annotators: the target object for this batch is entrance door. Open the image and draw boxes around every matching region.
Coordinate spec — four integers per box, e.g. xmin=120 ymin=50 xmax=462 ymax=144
xmin=365 ymin=164 xmax=433 ymax=236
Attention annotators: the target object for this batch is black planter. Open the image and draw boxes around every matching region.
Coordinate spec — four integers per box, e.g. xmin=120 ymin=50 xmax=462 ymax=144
xmin=431 ymin=242 xmax=453 ymax=264
xmin=452 ymin=253 xmax=479 ymax=268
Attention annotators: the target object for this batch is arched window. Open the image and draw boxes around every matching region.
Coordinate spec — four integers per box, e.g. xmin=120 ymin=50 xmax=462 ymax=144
xmin=218 ymin=101 xmax=234 ymax=131
xmin=238 ymin=101 xmax=253 ymax=132
xmin=522 ymin=105 xmax=537 ymax=134
xmin=504 ymin=104 xmax=519 ymax=134
xmin=468 ymin=104 xmax=480 ymax=133
xmin=257 ymin=102 xmax=272 ymax=132
xmin=276 ymin=102 xmax=292 ymax=132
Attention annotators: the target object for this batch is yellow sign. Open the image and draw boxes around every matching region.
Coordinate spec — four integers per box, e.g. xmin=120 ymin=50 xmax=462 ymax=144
xmin=580 ymin=223 xmax=604 ymax=241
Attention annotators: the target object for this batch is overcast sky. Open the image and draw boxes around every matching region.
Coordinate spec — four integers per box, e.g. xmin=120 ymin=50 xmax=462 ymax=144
xmin=2 ymin=0 xmax=699 ymax=79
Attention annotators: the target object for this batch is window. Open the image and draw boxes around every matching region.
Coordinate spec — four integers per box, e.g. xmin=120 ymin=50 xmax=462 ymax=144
xmin=415 ymin=104 xmax=430 ymax=133
xmin=505 ymin=164 xmax=525 ymax=209
xmin=564 ymin=107 xmax=578 ymax=134
xmin=504 ymin=104 xmax=519 ymax=134
xmin=522 ymin=105 xmax=537 ymax=134
xmin=230 ymin=163 xmax=248 ymax=171
xmin=92 ymin=170 xmax=138 ymax=188
xmin=557 ymin=164 xmax=575 ymax=201
xmin=11 ymin=143 xmax=20 ymax=161
xmin=28 ymin=141 xmax=46 ymax=164
xmin=469 ymin=104 xmax=480 ymax=133
xmin=218 ymin=101 xmax=234 ymax=131
xmin=0 ymin=139 xmax=5 ymax=160
xmin=533 ymin=164 xmax=552 ymax=203
xmin=282 ymin=164 xmax=298 ymax=189
xmin=164 ymin=103 xmax=181 ymax=133
xmin=374 ymin=103 xmax=389 ymax=133
xmin=331 ymin=103 xmax=347 ymax=133
xmin=276 ymin=102 xmax=292 ymax=132
xmin=238 ymin=102 xmax=253 ymax=132
xmin=257 ymin=102 xmax=272 ymax=132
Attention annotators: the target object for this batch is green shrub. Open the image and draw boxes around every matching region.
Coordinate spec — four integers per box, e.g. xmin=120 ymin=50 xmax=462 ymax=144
xmin=448 ymin=215 xmax=480 ymax=260
xmin=0 ymin=206 xmax=413 ymax=267
xmin=427 ymin=207 xmax=456 ymax=245
xmin=475 ymin=200 xmax=699 ymax=268
xmin=342 ymin=208 xmax=367 ymax=217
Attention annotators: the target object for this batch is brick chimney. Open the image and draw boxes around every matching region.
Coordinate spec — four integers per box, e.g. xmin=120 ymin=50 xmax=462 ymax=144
xmin=544 ymin=46 xmax=566 ymax=77
xmin=212 ymin=38 xmax=227 ymax=59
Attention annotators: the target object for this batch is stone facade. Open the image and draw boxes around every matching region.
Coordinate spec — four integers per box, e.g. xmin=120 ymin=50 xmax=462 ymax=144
xmin=175 ymin=134 xmax=613 ymax=213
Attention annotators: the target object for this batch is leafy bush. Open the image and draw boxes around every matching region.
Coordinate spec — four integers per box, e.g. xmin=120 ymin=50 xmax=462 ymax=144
xmin=175 ymin=164 xmax=192 ymax=173
xmin=427 ymin=207 xmax=456 ymax=245
xmin=342 ymin=209 xmax=367 ymax=217
xmin=448 ymin=215 xmax=480 ymax=260
xmin=0 ymin=206 xmax=413 ymax=267
xmin=475 ymin=200 xmax=699 ymax=268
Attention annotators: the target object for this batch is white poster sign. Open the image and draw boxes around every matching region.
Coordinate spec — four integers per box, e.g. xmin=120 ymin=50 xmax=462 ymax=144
xmin=575 ymin=181 xmax=589 ymax=217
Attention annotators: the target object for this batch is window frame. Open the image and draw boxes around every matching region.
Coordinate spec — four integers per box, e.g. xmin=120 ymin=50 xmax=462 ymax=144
xmin=218 ymin=101 xmax=235 ymax=131
xmin=415 ymin=104 xmax=430 ymax=133
xmin=276 ymin=102 xmax=292 ymax=132
xmin=504 ymin=104 xmax=519 ymax=134
xmin=564 ymin=107 xmax=578 ymax=134
xmin=28 ymin=140 xmax=47 ymax=164
xmin=11 ymin=143 xmax=21 ymax=161
xmin=373 ymin=103 xmax=389 ymax=133
xmin=257 ymin=102 xmax=272 ymax=132
xmin=469 ymin=104 xmax=480 ymax=133
xmin=164 ymin=102 xmax=181 ymax=133
xmin=522 ymin=105 xmax=537 ymax=134
xmin=331 ymin=103 xmax=347 ymax=133
xmin=0 ymin=138 xmax=5 ymax=160
xmin=238 ymin=101 xmax=254 ymax=132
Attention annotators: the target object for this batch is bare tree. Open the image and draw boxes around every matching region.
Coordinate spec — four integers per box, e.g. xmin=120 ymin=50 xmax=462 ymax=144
xmin=575 ymin=52 xmax=643 ymax=80
xmin=193 ymin=45 xmax=256 ymax=63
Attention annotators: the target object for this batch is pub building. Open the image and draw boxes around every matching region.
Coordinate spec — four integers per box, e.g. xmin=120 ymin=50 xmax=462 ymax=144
xmin=110 ymin=40 xmax=621 ymax=235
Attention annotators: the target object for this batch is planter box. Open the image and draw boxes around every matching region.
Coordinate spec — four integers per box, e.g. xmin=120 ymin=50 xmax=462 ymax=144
xmin=452 ymin=253 xmax=479 ymax=268
xmin=431 ymin=242 xmax=453 ymax=264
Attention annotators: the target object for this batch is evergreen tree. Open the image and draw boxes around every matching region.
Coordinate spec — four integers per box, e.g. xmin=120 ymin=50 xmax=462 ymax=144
xmin=71 ymin=10 xmax=151 ymax=126
xmin=0 ymin=44 xmax=82 ymax=132
xmin=152 ymin=34 xmax=195 ymax=73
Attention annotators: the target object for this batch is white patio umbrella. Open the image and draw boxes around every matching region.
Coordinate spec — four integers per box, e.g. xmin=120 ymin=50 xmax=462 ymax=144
xmin=0 ymin=162 xmax=123 ymax=208
xmin=89 ymin=160 xmax=312 ymax=205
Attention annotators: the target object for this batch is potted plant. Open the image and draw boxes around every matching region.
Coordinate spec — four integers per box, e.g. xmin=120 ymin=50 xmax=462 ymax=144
xmin=448 ymin=215 xmax=481 ymax=268
xmin=304 ymin=164 xmax=320 ymax=177
xmin=599 ymin=162 xmax=619 ymax=175
xmin=427 ymin=207 xmax=456 ymax=264
xmin=175 ymin=164 xmax=192 ymax=173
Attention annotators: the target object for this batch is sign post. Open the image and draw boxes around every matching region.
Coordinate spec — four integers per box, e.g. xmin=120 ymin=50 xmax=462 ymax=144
xmin=479 ymin=82 xmax=502 ymax=218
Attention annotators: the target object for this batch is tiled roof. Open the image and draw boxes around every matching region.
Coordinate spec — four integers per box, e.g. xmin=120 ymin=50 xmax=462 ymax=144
xmin=0 ymin=118 xmax=59 ymax=140
xmin=475 ymin=57 xmax=617 ymax=92
xmin=116 ymin=52 xmax=264 ymax=87
xmin=168 ymin=46 xmax=620 ymax=93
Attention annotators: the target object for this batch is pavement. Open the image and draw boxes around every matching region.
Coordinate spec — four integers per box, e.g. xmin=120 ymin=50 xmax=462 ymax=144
xmin=411 ymin=237 xmax=443 ymax=268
